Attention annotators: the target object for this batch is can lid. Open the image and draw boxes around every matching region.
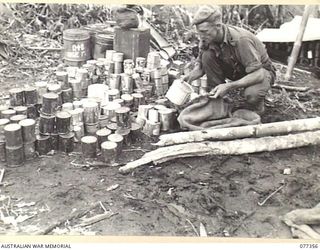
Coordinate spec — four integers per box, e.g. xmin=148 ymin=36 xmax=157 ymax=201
xmin=36 ymin=134 xmax=50 ymax=140
xmin=56 ymin=111 xmax=71 ymax=119
xmin=35 ymin=81 xmax=47 ymax=88
xmin=115 ymin=128 xmax=130 ymax=136
xmin=47 ymin=83 xmax=61 ymax=92
xmin=121 ymin=94 xmax=133 ymax=101
xmin=106 ymin=122 xmax=117 ymax=131
xmin=24 ymin=86 xmax=37 ymax=92
xmin=43 ymin=92 xmax=59 ymax=100
xmin=13 ymin=106 xmax=28 ymax=112
xmin=103 ymin=102 xmax=121 ymax=111
xmin=56 ymin=71 xmax=68 ymax=77
xmin=10 ymin=114 xmax=27 ymax=122
xmin=101 ymin=141 xmax=117 ymax=150
xmin=82 ymin=101 xmax=98 ymax=108
xmin=9 ymin=87 xmax=24 ymax=94
xmin=1 ymin=109 xmax=16 ymax=115
xmin=19 ymin=118 xmax=35 ymax=127
xmin=108 ymin=133 xmax=123 ymax=143
xmin=59 ymin=132 xmax=75 ymax=139
xmin=115 ymin=106 xmax=130 ymax=114
xmin=158 ymin=108 xmax=173 ymax=115
xmin=0 ymin=118 xmax=10 ymax=126
xmin=132 ymin=93 xmax=144 ymax=98
xmin=96 ymin=128 xmax=112 ymax=137
xmin=81 ymin=136 xmax=97 ymax=144
xmin=4 ymin=123 xmax=21 ymax=132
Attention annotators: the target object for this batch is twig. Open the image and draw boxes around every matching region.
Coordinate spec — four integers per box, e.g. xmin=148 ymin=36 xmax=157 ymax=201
xmin=99 ymin=201 xmax=107 ymax=213
xmin=77 ymin=211 xmax=117 ymax=227
xmin=0 ymin=169 xmax=5 ymax=185
xmin=258 ymin=184 xmax=285 ymax=206
xmin=186 ymin=218 xmax=199 ymax=236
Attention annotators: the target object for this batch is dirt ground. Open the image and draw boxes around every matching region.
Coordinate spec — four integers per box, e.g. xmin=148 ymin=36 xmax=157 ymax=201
xmin=0 ymin=51 xmax=320 ymax=238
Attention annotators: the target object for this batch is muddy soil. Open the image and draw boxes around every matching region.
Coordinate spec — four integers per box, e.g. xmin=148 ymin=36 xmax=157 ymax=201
xmin=0 ymin=54 xmax=320 ymax=238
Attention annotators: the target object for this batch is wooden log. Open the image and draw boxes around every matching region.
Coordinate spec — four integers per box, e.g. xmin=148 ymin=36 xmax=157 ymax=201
xmin=285 ymin=5 xmax=313 ymax=80
xmin=272 ymin=83 xmax=310 ymax=92
xmin=155 ymin=117 xmax=320 ymax=147
xmin=119 ymin=130 xmax=320 ymax=173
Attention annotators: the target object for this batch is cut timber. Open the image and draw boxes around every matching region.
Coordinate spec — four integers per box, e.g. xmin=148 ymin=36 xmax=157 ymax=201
xmin=155 ymin=117 xmax=320 ymax=146
xmin=119 ymin=130 xmax=320 ymax=173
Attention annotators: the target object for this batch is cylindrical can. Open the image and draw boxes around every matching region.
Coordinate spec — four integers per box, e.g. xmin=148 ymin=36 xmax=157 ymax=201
xmin=158 ymin=108 xmax=174 ymax=131
xmin=5 ymin=145 xmax=24 ymax=167
xmin=81 ymin=136 xmax=97 ymax=158
xmin=109 ymin=74 xmax=121 ymax=90
xmin=63 ymin=29 xmax=91 ymax=66
xmin=136 ymin=57 xmax=146 ymax=68
xmin=69 ymin=79 xmax=82 ymax=98
xmin=35 ymin=134 xmax=51 ymax=155
xmin=130 ymin=122 xmax=142 ymax=144
xmin=99 ymin=115 xmax=109 ymax=128
xmin=115 ymin=128 xmax=131 ymax=146
xmin=58 ymin=132 xmax=74 ymax=153
xmin=23 ymin=141 xmax=36 ymax=160
xmin=148 ymin=109 xmax=159 ymax=123
xmin=73 ymin=124 xmax=84 ymax=142
xmin=39 ymin=113 xmax=55 ymax=135
xmin=0 ymin=105 xmax=9 ymax=118
xmin=107 ymin=89 xmax=120 ymax=102
xmin=113 ymin=52 xmax=124 ymax=62
xmin=68 ymin=108 xmax=84 ymax=125
xmin=106 ymin=122 xmax=118 ymax=133
xmin=62 ymin=102 xmax=74 ymax=112
xmin=106 ymin=50 xmax=116 ymax=61
xmin=19 ymin=118 xmax=36 ymax=142
xmin=101 ymin=141 xmax=118 ymax=165
xmin=87 ymin=84 xmax=108 ymax=105
xmin=35 ymin=81 xmax=47 ymax=104
xmin=113 ymin=98 xmax=124 ymax=107
xmin=56 ymin=71 xmax=69 ymax=89
xmin=107 ymin=133 xmax=123 ymax=154
xmin=9 ymin=88 xmax=25 ymax=107
xmin=27 ymin=105 xmax=38 ymax=119
xmin=56 ymin=111 xmax=71 ymax=134
xmin=10 ymin=114 xmax=27 ymax=124
xmin=121 ymin=94 xmax=133 ymax=108
xmin=0 ymin=139 xmax=5 ymax=162
xmin=42 ymin=93 xmax=59 ymax=115
xmin=1 ymin=109 xmax=16 ymax=120
xmin=137 ymin=104 xmax=153 ymax=119
xmin=96 ymin=128 xmax=112 ymax=148
xmin=4 ymin=123 xmax=22 ymax=147
xmin=200 ymin=75 xmax=208 ymax=88
xmin=61 ymin=88 xmax=73 ymax=103
xmin=73 ymin=100 xmax=83 ymax=109
xmin=143 ymin=120 xmax=161 ymax=137
xmin=14 ymin=106 xmax=28 ymax=116
xmin=115 ymin=107 xmax=131 ymax=129
xmin=0 ymin=118 xmax=10 ymax=135
xmin=121 ymin=74 xmax=133 ymax=93
xmin=85 ymin=122 xmax=99 ymax=135
xmin=114 ymin=62 xmax=122 ymax=74
xmin=83 ymin=101 xmax=99 ymax=124
xmin=24 ymin=87 xmax=38 ymax=105
xmin=50 ymin=133 xmax=59 ymax=150
xmin=77 ymin=68 xmax=89 ymax=88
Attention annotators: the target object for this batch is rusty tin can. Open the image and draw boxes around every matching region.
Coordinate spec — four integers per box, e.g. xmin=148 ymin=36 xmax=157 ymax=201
xmin=81 ymin=136 xmax=97 ymax=158
xmin=19 ymin=118 xmax=36 ymax=143
xmin=24 ymin=86 xmax=38 ymax=105
xmin=42 ymin=93 xmax=59 ymax=115
xmin=56 ymin=111 xmax=71 ymax=134
xmin=36 ymin=134 xmax=51 ymax=155
xmin=4 ymin=123 xmax=23 ymax=147
xmin=5 ymin=145 xmax=24 ymax=167
xmin=58 ymin=132 xmax=75 ymax=153
xmin=9 ymin=88 xmax=25 ymax=107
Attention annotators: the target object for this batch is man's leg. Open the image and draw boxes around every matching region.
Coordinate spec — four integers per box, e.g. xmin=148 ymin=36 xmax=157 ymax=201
xmin=243 ymin=69 xmax=272 ymax=114
xmin=201 ymin=49 xmax=225 ymax=88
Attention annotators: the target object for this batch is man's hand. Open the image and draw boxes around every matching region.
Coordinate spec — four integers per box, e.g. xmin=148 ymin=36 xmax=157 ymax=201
xmin=210 ymin=83 xmax=231 ymax=98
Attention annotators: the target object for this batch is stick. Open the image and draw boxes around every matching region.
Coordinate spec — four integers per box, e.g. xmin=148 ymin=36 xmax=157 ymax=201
xmin=272 ymin=83 xmax=310 ymax=92
xmin=186 ymin=219 xmax=199 ymax=236
xmin=258 ymin=184 xmax=284 ymax=206
xmin=155 ymin=117 xmax=320 ymax=147
xmin=285 ymin=5 xmax=313 ymax=80
xmin=27 ymin=47 xmax=63 ymax=51
xmin=0 ymin=169 xmax=5 ymax=185
xmin=35 ymin=202 xmax=100 ymax=235
xmin=77 ymin=211 xmax=117 ymax=227
xmin=119 ymin=130 xmax=320 ymax=173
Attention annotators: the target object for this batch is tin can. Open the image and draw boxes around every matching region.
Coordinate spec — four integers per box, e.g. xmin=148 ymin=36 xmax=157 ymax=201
xmin=61 ymin=88 xmax=73 ymax=103
xmin=83 ymin=101 xmax=99 ymax=124
xmin=115 ymin=128 xmax=131 ymax=146
xmin=107 ymin=89 xmax=120 ymax=101
xmin=50 ymin=133 xmax=59 ymax=150
xmin=85 ymin=122 xmax=100 ymax=135
xmin=56 ymin=111 xmax=71 ymax=134
xmin=106 ymin=122 xmax=118 ymax=133
xmin=121 ymin=94 xmax=133 ymax=108
xmin=121 ymin=74 xmax=133 ymax=94
xmin=23 ymin=141 xmax=36 ymax=160
xmin=10 ymin=114 xmax=27 ymax=124
xmin=0 ymin=118 xmax=10 ymax=135
xmin=6 ymin=145 xmax=24 ymax=167
xmin=4 ymin=123 xmax=23 ymax=147
xmin=99 ymin=115 xmax=109 ymax=128
xmin=14 ymin=106 xmax=28 ymax=116
xmin=62 ymin=102 xmax=74 ymax=112
xmin=109 ymin=74 xmax=121 ymax=90
xmin=115 ymin=107 xmax=131 ymax=129
xmin=158 ymin=108 xmax=174 ymax=131
xmin=24 ymin=86 xmax=38 ymax=105
xmin=56 ymin=71 xmax=69 ymax=89
xmin=35 ymin=81 xmax=47 ymax=104
xmin=112 ymin=98 xmax=124 ymax=107
xmin=96 ymin=128 xmax=112 ymax=148
xmin=19 ymin=118 xmax=36 ymax=142
xmin=101 ymin=141 xmax=118 ymax=164
xmin=130 ymin=122 xmax=142 ymax=144
xmin=9 ymin=88 xmax=25 ymax=107
xmin=148 ymin=109 xmax=159 ymax=123
xmin=73 ymin=124 xmax=84 ymax=142
xmin=132 ymin=93 xmax=145 ymax=112
xmin=42 ymin=93 xmax=59 ymax=115
xmin=35 ymin=134 xmax=51 ymax=155
xmin=81 ymin=136 xmax=97 ymax=158
xmin=0 ymin=139 xmax=5 ymax=162
xmin=106 ymin=50 xmax=116 ymax=61
xmin=39 ymin=113 xmax=56 ymax=135
xmin=1 ymin=109 xmax=16 ymax=120
xmin=58 ymin=132 xmax=74 ymax=153
xmin=73 ymin=100 xmax=83 ymax=109
xmin=136 ymin=57 xmax=146 ymax=68
xmin=68 ymin=108 xmax=84 ymax=125
xmin=27 ymin=105 xmax=38 ymax=119
xmin=107 ymin=133 xmax=123 ymax=153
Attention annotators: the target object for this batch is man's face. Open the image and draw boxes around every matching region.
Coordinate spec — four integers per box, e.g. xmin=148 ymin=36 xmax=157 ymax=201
xmin=196 ymin=21 xmax=222 ymax=46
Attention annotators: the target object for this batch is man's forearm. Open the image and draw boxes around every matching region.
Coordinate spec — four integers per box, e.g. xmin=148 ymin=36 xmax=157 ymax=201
xmin=185 ymin=65 xmax=205 ymax=83
xmin=228 ymin=68 xmax=264 ymax=90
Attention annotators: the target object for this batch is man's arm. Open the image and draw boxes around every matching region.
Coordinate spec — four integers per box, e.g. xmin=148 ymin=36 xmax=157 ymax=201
xmin=210 ymin=68 xmax=264 ymax=98
xmin=183 ymin=62 xmax=205 ymax=83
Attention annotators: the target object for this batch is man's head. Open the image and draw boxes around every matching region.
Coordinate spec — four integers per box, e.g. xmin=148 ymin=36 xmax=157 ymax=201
xmin=192 ymin=6 xmax=224 ymax=45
